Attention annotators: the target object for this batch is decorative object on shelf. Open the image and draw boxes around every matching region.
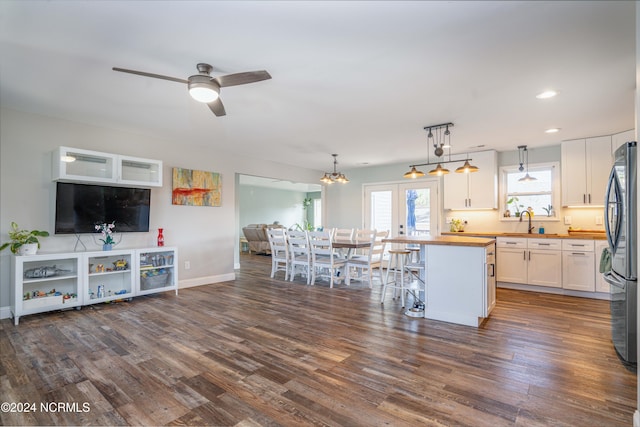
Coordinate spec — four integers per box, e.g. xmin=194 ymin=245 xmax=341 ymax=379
xmin=507 ymin=197 xmax=523 ymax=217
xmin=96 ymin=264 xmax=105 ymax=273
xmin=542 ymin=205 xmax=553 ymax=217
xmin=24 ymin=265 xmax=69 ymax=279
xmin=157 ymin=228 xmax=164 ymax=247
xmin=172 ymin=167 xmax=222 ymax=206
xmin=320 ymin=154 xmax=349 ymax=184
xmin=449 ymin=218 xmax=466 ymax=232
xmin=94 ymin=221 xmax=122 ymax=250
xmin=517 ymin=145 xmax=537 ymax=182
xmin=0 ymin=222 xmax=50 ymax=255
xmin=113 ymin=259 xmax=129 ymax=270
xmin=403 ymin=122 xmax=479 ymax=179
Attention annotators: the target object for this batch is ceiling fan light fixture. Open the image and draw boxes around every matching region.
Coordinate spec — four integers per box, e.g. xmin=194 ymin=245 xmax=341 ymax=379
xmin=188 ymin=75 xmax=220 ymax=103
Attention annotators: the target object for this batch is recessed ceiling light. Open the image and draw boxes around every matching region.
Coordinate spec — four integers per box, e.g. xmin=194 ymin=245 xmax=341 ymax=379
xmin=545 ymin=128 xmax=561 ymax=133
xmin=536 ymin=90 xmax=557 ymax=99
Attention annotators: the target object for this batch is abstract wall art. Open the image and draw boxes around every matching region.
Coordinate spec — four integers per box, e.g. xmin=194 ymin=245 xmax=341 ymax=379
xmin=172 ymin=167 xmax=222 ymax=207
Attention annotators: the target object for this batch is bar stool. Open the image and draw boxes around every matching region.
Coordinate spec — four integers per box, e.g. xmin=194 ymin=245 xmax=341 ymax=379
xmin=405 ymin=247 xmax=424 ymax=284
xmin=381 ymin=249 xmax=411 ymax=307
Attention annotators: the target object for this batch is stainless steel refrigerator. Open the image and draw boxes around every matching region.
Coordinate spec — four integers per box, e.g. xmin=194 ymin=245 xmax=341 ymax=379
xmin=604 ymin=141 xmax=637 ymax=365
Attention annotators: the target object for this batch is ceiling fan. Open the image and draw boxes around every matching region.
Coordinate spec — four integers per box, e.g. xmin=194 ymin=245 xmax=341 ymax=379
xmin=112 ymin=63 xmax=271 ymax=117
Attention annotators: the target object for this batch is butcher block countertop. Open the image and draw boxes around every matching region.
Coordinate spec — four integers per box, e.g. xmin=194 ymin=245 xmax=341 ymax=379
xmin=441 ymin=231 xmax=607 ymax=240
xmin=383 ymin=235 xmax=495 ymax=247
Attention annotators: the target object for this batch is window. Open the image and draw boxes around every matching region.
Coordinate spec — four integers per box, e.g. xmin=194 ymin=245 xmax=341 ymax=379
xmin=313 ymin=198 xmax=322 ymax=229
xmin=500 ymin=162 xmax=559 ymax=220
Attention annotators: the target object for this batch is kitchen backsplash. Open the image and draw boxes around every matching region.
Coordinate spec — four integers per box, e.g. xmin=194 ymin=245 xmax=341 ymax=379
xmin=446 ymin=207 xmax=605 ymax=235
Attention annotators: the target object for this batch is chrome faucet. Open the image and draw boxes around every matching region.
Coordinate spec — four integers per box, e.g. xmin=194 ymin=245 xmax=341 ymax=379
xmin=520 ymin=210 xmax=534 ymax=233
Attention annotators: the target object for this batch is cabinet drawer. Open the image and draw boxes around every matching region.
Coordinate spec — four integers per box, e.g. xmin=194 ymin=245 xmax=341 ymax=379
xmin=562 ymin=239 xmax=595 ymax=252
xmin=528 ymin=239 xmax=562 ymax=250
xmin=496 ymin=237 xmax=527 ymax=249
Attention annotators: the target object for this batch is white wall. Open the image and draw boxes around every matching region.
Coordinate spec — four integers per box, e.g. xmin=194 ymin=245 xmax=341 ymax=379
xmin=0 ymin=108 xmax=322 ymax=312
xmin=239 ymin=184 xmax=308 ymax=231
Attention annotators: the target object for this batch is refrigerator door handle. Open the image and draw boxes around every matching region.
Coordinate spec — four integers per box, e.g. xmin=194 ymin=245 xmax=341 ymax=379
xmin=603 ymin=270 xmax=625 ymax=289
xmin=604 ymin=167 xmax=622 ymax=254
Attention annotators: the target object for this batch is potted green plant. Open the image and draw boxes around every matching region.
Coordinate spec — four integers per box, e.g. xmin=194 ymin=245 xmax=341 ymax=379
xmin=507 ymin=197 xmax=523 ymax=217
xmin=0 ymin=222 xmax=50 ymax=255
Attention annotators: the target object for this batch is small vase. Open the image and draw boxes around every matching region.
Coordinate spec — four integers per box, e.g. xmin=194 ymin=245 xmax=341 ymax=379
xmin=103 ymin=244 xmax=112 ymax=251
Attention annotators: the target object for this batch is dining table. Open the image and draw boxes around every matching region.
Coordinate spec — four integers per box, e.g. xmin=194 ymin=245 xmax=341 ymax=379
xmin=331 ymin=239 xmax=372 ymax=283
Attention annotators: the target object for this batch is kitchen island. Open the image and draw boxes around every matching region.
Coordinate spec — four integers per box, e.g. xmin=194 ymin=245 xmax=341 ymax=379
xmin=383 ymin=235 xmax=496 ymax=327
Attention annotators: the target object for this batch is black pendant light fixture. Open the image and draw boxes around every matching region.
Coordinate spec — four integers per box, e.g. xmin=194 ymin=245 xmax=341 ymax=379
xmin=403 ymin=122 xmax=479 ymax=179
xmin=517 ymin=145 xmax=537 ymax=182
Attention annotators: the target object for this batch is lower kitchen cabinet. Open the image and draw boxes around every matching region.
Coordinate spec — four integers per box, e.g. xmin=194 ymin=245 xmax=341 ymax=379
xmin=496 ymin=237 xmax=562 ymax=288
xmin=10 ymin=247 xmax=178 ymax=325
xmin=496 ymin=236 xmax=608 ymax=298
xmin=562 ymin=240 xmax=595 ymax=292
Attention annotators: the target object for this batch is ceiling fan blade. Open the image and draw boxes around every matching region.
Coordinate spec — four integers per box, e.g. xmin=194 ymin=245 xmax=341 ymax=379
xmin=214 ymin=70 xmax=271 ymax=88
xmin=208 ymin=98 xmax=226 ymax=117
xmin=112 ymin=67 xmax=188 ymax=84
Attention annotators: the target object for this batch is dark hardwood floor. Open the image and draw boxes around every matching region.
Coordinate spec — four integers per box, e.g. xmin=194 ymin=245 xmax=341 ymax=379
xmin=1 ymin=253 xmax=636 ymax=426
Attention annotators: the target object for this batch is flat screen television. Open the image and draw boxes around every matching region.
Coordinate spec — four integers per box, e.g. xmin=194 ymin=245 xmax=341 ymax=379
xmin=55 ymin=182 xmax=151 ymax=234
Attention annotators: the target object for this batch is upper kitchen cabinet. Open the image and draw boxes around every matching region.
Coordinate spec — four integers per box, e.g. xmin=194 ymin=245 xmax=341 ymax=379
xmin=561 ymin=136 xmax=611 ymax=207
xmin=612 ymin=129 xmax=635 ymax=153
xmin=53 ymin=146 xmax=162 ymax=187
xmin=444 ymin=150 xmax=497 ymax=210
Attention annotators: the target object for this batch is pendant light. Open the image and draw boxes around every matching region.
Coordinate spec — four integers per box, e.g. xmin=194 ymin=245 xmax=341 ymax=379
xmin=403 ymin=166 xmax=425 ymax=179
xmin=517 ymin=145 xmax=537 ymax=182
xmin=428 ymin=164 xmax=449 ymax=176
xmin=403 ymin=122 xmax=480 ymax=179
xmin=320 ymin=154 xmax=349 ymax=184
xmin=455 ymin=159 xmax=479 ymax=174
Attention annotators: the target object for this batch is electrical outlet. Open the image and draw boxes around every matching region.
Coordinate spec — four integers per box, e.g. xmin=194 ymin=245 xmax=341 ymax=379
xmin=595 ymin=216 xmax=603 ymax=226
xmin=564 ymin=216 xmax=572 ymax=225
xmin=184 ymin=261 xmax=191 ymax=270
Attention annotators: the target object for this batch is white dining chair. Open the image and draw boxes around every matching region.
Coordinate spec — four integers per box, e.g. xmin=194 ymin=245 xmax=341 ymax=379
xmin=288 ymin=229 xmax=311 ymax=284
xmin=266 ymin=227 xmax=289 ymax=280
xmin=346 ymin=230 xmax=387 ymax=287
xmin=308 ymin=230 xmax=345 ymax=288
xmin=332 ymin=228 xmax=354 ymax=258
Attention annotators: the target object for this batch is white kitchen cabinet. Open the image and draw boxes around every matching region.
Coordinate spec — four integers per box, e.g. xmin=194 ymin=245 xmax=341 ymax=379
xmin=496 ymin=237 xmax=562 ymax=288
xmin=562 ymin=239 xmax=595 ymax=292
xmin=486 ymin=246 xmax=496 ymax=315
xmin=53 ymin=146 xmax=163 ymax=187
xmin=444 ymin=150 xmax=497 ymax=210
xmin=136 ymin=247 xmax=178 ymax=296
xmin=561 ymin=136 xmax=612 ymax=207
xmin=11 ymin=253 xmax=83 ymax=325
xmin=612 ymin=129 xmax=635 ymax=153
xmin=594 ymin=240 xmax=610 ymax=293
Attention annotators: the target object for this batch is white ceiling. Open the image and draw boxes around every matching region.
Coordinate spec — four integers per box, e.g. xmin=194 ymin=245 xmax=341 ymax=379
xmin=0 ymin=1 xmax=635 ymax=173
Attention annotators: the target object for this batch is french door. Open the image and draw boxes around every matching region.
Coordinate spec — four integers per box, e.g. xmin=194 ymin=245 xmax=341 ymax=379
xmin=363 ymin=180 xmax=439 ymax=238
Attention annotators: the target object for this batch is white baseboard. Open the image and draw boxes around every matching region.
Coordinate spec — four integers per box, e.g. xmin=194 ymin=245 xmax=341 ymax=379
xmin=179 ymin=273 xmax=236 ymax=289
xmin=0 ymin=306 xmax=11 ymax=320
xmin=0 ymin=274 xmax=237 ymax=320
xmin=497 ymin=282 xmax=610 ymax=300
xmin=634 ymin=410 xmax=639 ymax=427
